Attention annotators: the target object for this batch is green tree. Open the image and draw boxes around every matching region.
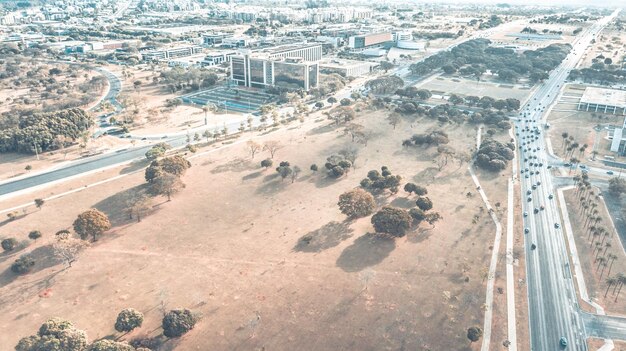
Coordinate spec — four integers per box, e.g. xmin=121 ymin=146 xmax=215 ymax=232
xmin=151 ymin=173 xmax=185 ymax=201
xmin=338 ymin=189 xmax=376 ymax=219
xmin=87 ymin=340 xmax=135 ymax=351
xmin=415 ymin=197 xmax=433 ymax=211
xmin=608 ymin=177 xmax=626 ymax=197
xmin=2 ymin=237 xmax=18 ymax=251
xmin=34 ymin=198 xmax=45 ymax=210
xmin=115 ymin=308 xmax=144 ymax=333
xmin=162 ymin=309 xmax=197 ymax=338
xmin=467 ymin=326 xmax=483 ymax=343
xmin=261 ymin=158 xmax=273 ymax=169
xmin=16 ymin=318 xmax=88 ymax=351
xmin=11 ymin=255 xmax=35 ymax=274
xmin=73 ymin=208 xmax=111 ymax=241
xmin=28 ymin=230 xmax=42 ymax=240
xmin=371 ymin=207 xmax=412 ymax=237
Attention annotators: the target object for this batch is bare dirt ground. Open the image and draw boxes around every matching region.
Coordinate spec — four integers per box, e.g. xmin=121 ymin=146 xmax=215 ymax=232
xmin=578 ymin=23 xmax=626 ymax=69
xmin=0 ymin=107 xmax=512 ymax=350
xmin=563 ymin=188 xmax=626 ymax=315
xmin=487 ymin=21 xmax=583 ymax=48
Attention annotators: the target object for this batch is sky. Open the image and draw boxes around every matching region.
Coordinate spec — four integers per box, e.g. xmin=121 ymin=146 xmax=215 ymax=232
xmin=402 ymin=0 xmax=626 ymax=6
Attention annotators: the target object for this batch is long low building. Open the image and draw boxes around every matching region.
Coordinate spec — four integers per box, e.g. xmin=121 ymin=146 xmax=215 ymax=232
xmin=577 ymin=87 xmax=626 ymax=114
xmin=319 ymin=59 xmax=376 ymax=77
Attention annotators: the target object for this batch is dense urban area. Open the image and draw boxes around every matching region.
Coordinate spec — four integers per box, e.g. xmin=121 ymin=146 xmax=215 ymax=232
xmin=2 ymin=0 xmax=626 ymax=350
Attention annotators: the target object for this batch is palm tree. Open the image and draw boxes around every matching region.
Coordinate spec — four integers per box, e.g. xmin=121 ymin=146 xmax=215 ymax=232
xmin=598 ymin=258 xmax=608 ymax=278
xmin=594 ymin=242 xmax=603 ymax=260
xmin=591 ymin=231 xmax=601 ymax=247
xmin=615 ymin=274 xmax=626 ymax=302
xmin=603 ymin=242 xmax=612 ymax=256
xmin=608 ymin=254 xmax=618 ymax=276
xmin=202 ymin=106 xmax=209 ymax=126
xmin=606 ymin=276 xmax=618 ymax=298
xmin=561 ymin=132 xmax=569 ymax=146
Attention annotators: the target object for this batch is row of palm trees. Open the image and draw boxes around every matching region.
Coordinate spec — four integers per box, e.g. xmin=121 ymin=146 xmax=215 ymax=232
xmin=573 ymin=175 xmax=624 ymax=302
xmin=560 ymin=132 xmax=588 ymax=159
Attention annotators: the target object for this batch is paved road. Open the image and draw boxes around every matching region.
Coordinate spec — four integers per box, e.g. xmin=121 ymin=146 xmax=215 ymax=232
xmin=583 ymin=313 xmax=626 ymax=340
xmin=515 ymin=10 xmax=619 ymax=350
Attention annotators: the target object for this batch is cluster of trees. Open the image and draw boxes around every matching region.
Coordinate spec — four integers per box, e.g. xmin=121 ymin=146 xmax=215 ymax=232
xmin=412 ymin=31 xmax=461 ymax=40
xmin=395 ymin=86 xmax=432 ymax=100
xmin=359 ymin=167 xmax=402 ymax=194
xmin=568 ymin=67 xmax=626 ymax=86
xmin=447 ymin=94 xmax=520 ymax=111
xmin=608 ymin=177 xmax=626 ymax=197
xmin=560 ymin=132 xmax=588 ymax=162
xmin=475 ymin=139 xmax=515 ymax=172
xmin=403 ymin=130 xmax=450 ymax=148
xmin=364 ymin=75 xmax=405 ymax=94
xmin=159 ymin=67 xmax=219 ymax=93
xmin=392 ymin=100 xmax=511 ymax=130
xmin=324 ymin=152 xmax=356 ymax=178
xmin=326 ymin=106 xmax=356 ymax=125
xmin=478 ymin=15 xmax=503 ymax=29
xmin=0 ymin=108 xmax=92 ymax=154
xmin=308 ymin=73 xmax=348 ymax=99
xmin=572 ymin=175 xmax=626 ymax=302
xmin=145 ymin=154 xmax=191 ymax=201
xmin=15 ymin=308 xmax=197 ymax=351
xmin=275 ymin=161 xmax=301 ymax=183
xmin=337 ymin=178 xmax=441 ymax=237
xmin=409 ymin=38 xmax=570 ymax=83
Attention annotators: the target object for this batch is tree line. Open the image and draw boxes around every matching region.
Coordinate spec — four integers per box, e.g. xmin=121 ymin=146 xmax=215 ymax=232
xmin=15 ymin=307 xmax=197 ymax=351
xmin=0 ymin=108 xmax=92 ymax=154
xmin=409 ymin=38 xmax=571 ymax=83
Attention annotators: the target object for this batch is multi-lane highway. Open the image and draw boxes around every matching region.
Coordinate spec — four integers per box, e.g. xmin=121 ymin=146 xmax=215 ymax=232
xmin=516 ymin=10 xmax=619 ymax=350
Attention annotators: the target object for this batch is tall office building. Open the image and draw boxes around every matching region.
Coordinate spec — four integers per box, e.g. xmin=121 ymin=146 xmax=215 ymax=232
xmin=230 ymin=43 xmax=321 ymax=91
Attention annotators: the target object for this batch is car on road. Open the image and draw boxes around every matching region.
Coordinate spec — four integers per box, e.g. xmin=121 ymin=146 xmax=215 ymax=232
xmin=537 ymin=181 xmax=541 ymax=186
xmin=540 ymin=205 xmax=545 ymax=210
xmin=560 ymin=337 xmax=567 ymax=347
xmin=548 ymin=194 xmax=554 ymax=199
xmin=555 ymin=223 xmax=560 ymax=229
xmin=532 ymin=185 xmax=537 ymax=190
xmin=534 ymin=208 xmax=539 ymax=214
xmin=527 ymin=190 xmax=532 ymax=195
xmin=527 ymin=197 xmax=532 ymax=202
xmin=523 ymin=212 xmax=528 ymax=217
xmin=579 ymin=164 xmax=586 ymax=169
xmin=607 ymin=170 xmax=614 ymax=175
xmin=525 ymin=174 xmax=529 ymax=178
xmin=525 ymin=228 xmax=530 ymax=234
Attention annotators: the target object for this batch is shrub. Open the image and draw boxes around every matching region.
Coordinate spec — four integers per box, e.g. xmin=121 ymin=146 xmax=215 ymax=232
xmin=28 ymin=230 xmax=42 ymax=240
xmin=162 ymin=309 xmax=197 ymax=338
xmin=260 ymin=158 xmax=273 ymax=169
xmin=2 ymin=237 xmax=18 ymax=251
xmin=11 ymin=256 xmax=35 ymax=274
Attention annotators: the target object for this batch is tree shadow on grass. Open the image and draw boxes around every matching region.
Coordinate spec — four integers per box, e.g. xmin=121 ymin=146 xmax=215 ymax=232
xmin=242 ymin=170 xmax=264 ymax=181
xmin=294 ymin=221 xmax=354 ymax=253
xmin=0 ymin=244 xmax=63 ymax=289
xmin=413 ymin=167 xmax=440 ymax=185
xmin=255 ymin=179 xmax=289 ymax=196
xmin=336 ymin=233 xmax=396 ymax=272
xmin=390 ymin=197 xmax=415 ymax=209
xmin=120 ymin=160 xmax=149 ymax=175
xmin=307 ymin=123 xmax=337 ymax=136
xmin=211 ymin=157 xmax=255 ymax=174
xmin=92 ymin=184 xmax=149 ymax=227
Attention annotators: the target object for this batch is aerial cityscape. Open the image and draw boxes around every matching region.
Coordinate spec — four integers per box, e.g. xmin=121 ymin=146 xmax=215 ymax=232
xmin=2 ymin=0 xmax=626 ymax=350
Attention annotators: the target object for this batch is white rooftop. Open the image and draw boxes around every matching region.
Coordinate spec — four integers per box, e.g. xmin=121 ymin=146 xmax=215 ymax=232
xmin=580 ymin=87 xmax=626 ymax=109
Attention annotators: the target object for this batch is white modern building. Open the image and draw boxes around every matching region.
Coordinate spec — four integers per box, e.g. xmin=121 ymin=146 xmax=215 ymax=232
xmin=320 ymin=59 xmax=376 ymax=77
xmin=578 ymin=87 xmax=626 ymax=114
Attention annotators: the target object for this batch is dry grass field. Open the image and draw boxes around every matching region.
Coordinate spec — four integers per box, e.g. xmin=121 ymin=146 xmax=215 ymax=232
xmin=0 ymin=107 xmax=512 ymax=350
xmin=417 ymin=75 xmax=532 ymax=101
